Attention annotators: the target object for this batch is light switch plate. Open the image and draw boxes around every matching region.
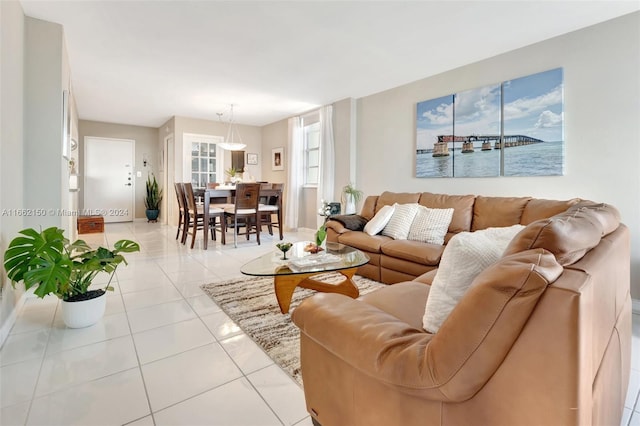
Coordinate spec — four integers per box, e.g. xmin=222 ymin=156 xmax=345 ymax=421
xmin=136 ymin=171 xmax=142 ymax=178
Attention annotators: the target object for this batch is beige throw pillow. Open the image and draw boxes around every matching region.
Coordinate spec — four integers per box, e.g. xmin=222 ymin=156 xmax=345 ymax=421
xmin=363 ymin=204 xmax=396 ymax=236
xmin=381 ymin=203 xmax=420 ymax=240
xmin=408 ymin=206 xmax=454 ymax=245
xmin=422 ymin=225 xmax=525 ymax=333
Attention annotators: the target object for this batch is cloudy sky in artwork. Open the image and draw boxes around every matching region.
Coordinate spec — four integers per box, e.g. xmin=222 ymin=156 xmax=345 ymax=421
xmin=503 ymin=68 xmax=563 ymax=142
xmin=416 ymin=68 xmax=563 ymax=149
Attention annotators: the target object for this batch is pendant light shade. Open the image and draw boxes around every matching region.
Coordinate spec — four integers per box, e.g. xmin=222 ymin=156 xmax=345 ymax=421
xmin=218 ymin=104 xmax=246 ymax=151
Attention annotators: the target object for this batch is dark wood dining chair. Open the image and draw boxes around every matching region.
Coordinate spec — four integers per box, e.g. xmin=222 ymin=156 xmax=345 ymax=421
xmin=184 ymin=182 xmax=225 ymax=248
xmin=258 ymin=185 xmax=283 ymax=240
xmin=224 ymin=183 xmax=261 ymax=248
xmin=174 ymin=182 xmax=188 ymax=244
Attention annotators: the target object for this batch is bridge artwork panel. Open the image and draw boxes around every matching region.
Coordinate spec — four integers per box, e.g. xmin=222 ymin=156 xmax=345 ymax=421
xmin=416 ymin=68 xmax=564 ymax=178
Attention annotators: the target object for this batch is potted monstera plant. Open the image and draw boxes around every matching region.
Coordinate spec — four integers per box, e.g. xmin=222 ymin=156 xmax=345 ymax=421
xmin=3 ymin=227 xmax=140 ymax=328
xmin=145 ymin=174 xmax=163 ymax=222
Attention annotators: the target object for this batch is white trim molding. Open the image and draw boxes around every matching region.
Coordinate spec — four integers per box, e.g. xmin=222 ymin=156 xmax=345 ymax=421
xmin=0 ymin=293 xmax=27 ymax=347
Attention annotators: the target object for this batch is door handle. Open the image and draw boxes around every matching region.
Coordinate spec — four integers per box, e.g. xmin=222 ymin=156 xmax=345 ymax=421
xmin=125 ymin=183 xmax=132 ymax=186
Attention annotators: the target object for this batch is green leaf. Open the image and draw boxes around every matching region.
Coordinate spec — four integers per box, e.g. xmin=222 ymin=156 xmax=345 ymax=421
xmin=23 ymin=254 xmax=71 ymax=298
xmin=68 ymin=239 xmax=92 ymax=256
xmin=114 ymin=240 xmax=140 ymax=254
xmin=315 ymin=225 xmax=327 ymax=246
xmin=145 ymin=174 xmax=163 ymax=209
xmin=3 ymin=227 xmax=65 ymax=284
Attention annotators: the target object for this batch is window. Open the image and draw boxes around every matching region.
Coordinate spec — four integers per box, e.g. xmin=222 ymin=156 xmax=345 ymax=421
xmin=303 ymin=119 xmax=320 ymax=186
xmin=191 ymin=141 xmax=218 ymax=188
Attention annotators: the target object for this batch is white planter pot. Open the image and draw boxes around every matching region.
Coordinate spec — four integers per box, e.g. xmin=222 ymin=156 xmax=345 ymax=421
xmin=61 ymin=290 xmax=107 ymax=328
xmin=344 ymin=194 xmax=356 ymax=215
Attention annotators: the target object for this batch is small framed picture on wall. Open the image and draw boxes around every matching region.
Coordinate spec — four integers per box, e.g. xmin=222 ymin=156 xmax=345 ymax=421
xmin=247 ymin=153 xmax=258 ymax=165
xmin=272 ymin=147 xmax=284 ymax=171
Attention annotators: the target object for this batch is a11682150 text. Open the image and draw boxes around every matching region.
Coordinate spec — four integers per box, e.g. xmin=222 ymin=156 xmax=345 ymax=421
xmin=1 ymin=208 xmax=129 ymax=217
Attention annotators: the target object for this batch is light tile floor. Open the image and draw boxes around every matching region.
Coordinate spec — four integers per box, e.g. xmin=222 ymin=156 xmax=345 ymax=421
xmin=0 ymin=221 xmax=639 ymax=425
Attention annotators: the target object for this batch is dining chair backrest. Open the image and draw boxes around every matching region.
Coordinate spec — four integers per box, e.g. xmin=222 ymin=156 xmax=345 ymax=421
xmin=183 ymin=182 xmax=198 ymax=212
xmin=260 ymin=182 xmax=273 ymax=190
xmin=234 ymin=183 xmax=261 ymax=211
xmin=260 ymin=188 xmax=282 ymax=207
xmin=174 ymin=183 xmax=186 ymax=211
xmin=271 ymin=183 xmax=284 ymax=191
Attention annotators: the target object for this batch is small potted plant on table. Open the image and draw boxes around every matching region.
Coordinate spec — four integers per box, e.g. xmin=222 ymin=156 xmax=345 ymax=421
xmin=342 ymin=183 xmax=364 ymax=215
xmin=3 ymin=227 xmax=140 ymax=328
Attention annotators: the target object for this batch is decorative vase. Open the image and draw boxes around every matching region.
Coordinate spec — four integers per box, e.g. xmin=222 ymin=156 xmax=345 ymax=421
xmin=344 ymin=194 xmax=356 ymax=215
xmin=61 ymin=289 xmax=107 ymax=328
xmin=146 ymin=209 xmax=159 ymax=222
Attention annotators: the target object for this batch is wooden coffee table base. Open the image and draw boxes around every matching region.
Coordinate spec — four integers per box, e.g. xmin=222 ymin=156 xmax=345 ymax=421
xmin=273 ymin=267 xmax=360 ymax=314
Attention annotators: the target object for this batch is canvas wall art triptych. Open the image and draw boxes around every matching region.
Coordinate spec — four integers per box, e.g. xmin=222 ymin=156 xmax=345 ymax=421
xmin=416 ymin=68 xmax=564 ymax=178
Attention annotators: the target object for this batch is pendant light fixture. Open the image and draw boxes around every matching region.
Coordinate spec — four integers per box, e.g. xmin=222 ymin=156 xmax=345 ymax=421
xmin=218 ymin=104 xmax=246 ymax=151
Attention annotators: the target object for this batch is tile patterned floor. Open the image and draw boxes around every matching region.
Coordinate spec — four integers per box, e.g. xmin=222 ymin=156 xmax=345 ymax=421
xmin=0 ymin=221 xmax=639 ymax=425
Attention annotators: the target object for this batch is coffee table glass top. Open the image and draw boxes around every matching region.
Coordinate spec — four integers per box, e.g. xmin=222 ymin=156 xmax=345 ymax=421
xmin=241 ymin=242 xmax=369 ymax=277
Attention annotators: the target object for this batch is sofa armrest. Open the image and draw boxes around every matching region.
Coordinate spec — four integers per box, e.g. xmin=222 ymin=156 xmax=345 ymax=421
xmin=324 ymin=219 xmax=348 ymax=235
xmin=292 ymin=249 xmax=562 ymax=402
xmin=293 ymin=294 xmax=446 ymax=398
xmin=414 ymin=269 xmax=437 ymax=285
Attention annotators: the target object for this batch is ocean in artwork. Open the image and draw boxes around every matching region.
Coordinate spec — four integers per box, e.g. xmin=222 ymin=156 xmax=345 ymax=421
xmin=416 ymin=140 xmax=563 ymax=178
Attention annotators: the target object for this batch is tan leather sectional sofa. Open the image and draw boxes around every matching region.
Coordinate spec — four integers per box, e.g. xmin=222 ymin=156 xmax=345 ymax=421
xmin=294 ymin=193 xmax=631 ymax=426
xmin=325 ymin=191 xmax=582 ymax=283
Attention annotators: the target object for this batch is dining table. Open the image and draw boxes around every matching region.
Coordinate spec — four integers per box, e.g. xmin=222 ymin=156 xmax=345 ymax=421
xmin=200 ymin=185 xmax=282 ymax=250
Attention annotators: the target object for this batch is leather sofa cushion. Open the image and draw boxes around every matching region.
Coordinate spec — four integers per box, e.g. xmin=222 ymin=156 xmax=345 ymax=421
xmin=359 ymin=282 xmax=430 ymax=330
xmin=376 ymin=191 xmax=420 ymax=213
xmin=418 ymin=192 xmax=475 ymax=235
xmin=338 ymin=231 xmax=392 ymax=253
xmin=380 ymin=239 xmax=445 ymax=266
xmin=504 ymin=202 xmax=621 ymax=266
xmin=521 ymin=198 xmax=581 ymax=225
xmin=471 ymin=196 xmax=531 ymax=231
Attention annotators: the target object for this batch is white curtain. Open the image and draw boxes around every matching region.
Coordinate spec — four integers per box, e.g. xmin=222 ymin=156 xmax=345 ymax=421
xmin=317 ymin=105 xmax=335 ymax=228
xmin=285 ymin=116 xmax=303 ymax=230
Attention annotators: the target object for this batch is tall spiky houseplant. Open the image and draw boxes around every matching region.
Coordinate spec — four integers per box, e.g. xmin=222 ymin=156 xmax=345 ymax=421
xmin=145 ymin=174 xmax=163 ymax=222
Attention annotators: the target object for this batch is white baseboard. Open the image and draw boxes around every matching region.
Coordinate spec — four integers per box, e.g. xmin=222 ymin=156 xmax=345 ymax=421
xmin=0 ymin=292 xmax=26 ymax=348
xmin=633 ymin=299 xmax=640 ymax=315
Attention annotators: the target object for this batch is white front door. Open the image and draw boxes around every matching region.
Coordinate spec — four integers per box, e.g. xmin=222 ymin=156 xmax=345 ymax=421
xmin=84 ymin=137 xmax=134 ymax=223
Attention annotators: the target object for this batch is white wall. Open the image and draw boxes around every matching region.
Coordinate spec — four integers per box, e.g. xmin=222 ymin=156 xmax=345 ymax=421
xmin=0 ymin=9 xmax=76 ymax=342
xmin=0 ymin=0 xmax=26 ymax=343
xmin=333 ymin=98 xmax=358 ymax=211
xmin=356 ymin=12 xmax=640 ymax=298
xmin=260 ymin=119 xmax=287 ymax=185
xmin=24 ymin=17 xmax=67 ymax=229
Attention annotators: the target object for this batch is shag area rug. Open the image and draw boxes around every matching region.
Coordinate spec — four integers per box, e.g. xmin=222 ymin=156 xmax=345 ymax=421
xmin=200 ymin=273 xmax=385 ymax=385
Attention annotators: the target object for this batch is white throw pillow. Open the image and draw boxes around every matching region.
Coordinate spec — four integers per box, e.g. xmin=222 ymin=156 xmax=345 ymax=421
xmin=408 ymin=206 xmax=454 ymax=245
xmin=422 ymin=224 xmax=525 ymax=333
xmin=364 ymin=204 xmax=396 ymax=236
xmin=381 ymin=203 xmax=420 ymax=240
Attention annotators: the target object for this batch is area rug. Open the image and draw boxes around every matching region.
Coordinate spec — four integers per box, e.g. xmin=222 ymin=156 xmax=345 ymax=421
xmin=200 ymin=273 xmax=385 ymax=385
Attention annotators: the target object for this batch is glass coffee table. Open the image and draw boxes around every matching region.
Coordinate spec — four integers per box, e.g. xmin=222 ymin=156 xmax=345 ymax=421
xmin=240 ymin=241 xmax=370 ymax=314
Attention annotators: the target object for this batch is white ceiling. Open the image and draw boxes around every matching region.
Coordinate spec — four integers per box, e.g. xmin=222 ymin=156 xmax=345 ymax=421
xmin=20 ymin=1 xmax=640 ymax=128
